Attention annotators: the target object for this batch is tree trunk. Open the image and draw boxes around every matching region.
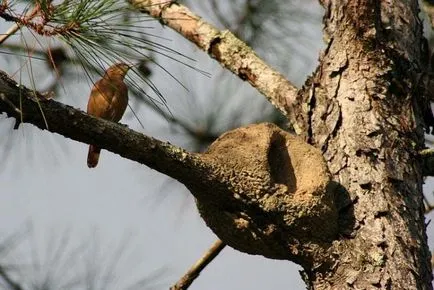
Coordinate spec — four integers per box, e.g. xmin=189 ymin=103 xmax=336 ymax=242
xmin=292 ymin=0 xmax=433 ymax=288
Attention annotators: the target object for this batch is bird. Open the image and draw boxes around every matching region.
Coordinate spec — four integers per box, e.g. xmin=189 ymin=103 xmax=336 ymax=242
xmin=86 ymin=62 xmax=131 ymax=168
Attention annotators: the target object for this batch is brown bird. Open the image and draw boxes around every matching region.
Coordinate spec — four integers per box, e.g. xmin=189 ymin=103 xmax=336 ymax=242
xmin=86 ymin=63 xmax=131 ymax=168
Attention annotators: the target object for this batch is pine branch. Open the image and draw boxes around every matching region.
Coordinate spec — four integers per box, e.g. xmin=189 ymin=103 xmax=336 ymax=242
xmin=129 ymin=0 xmax=298 ymax=122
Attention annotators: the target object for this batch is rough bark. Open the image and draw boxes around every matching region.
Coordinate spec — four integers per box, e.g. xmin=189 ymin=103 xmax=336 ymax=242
xmin=292 ymin=0 xmax=432 ymax=288
xmin=0 ymin=0 xmax=433 ymax=289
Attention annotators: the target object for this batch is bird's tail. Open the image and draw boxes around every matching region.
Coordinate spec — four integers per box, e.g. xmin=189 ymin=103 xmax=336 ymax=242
xmin=87 ymin=145 xmax=101 ymax=168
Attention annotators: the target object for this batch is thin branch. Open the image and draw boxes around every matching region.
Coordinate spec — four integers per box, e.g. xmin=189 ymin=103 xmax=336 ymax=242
xmin=420 ymin=148 xmax=434 ymax=176
xmin=0 ymin=92 xmax=21 ymax=114
xmin=0 ymin=23 xmax=20 ymax=45
xmin=129 ymin=0 xmax=298 ymax=121
xmin=422 ymin=0 xmax=434 ymax=29
xmin=0 ymin=4 xmax=40 ymax=45
xmin=423 ymin=195 xmax=434 ymax=213
xmin=0 ymin=264 xmax=23 ymax=290
xmin=170 ymin=239 xmax=226 ymax=290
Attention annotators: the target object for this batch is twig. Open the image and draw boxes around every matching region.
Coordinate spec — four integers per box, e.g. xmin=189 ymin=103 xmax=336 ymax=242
xmin=0 ymin=23 xmax=20 ymax=45
xmin=0 ymin=93 xmax=21 ymax=114
xmin=170 ymin=239 xmax=226 ymax=290
xmin=420 ymin=149 xmax=434 ymax=176
xmin=422 ymin=0 xmax=434 ymax=29
xmin=0 ymin=265 xmax=23 ymax=290
xmin=0 ymin=5 xmax=40 ymax=45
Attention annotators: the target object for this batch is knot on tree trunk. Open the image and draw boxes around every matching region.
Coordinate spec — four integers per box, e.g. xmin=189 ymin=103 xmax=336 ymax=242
xmin=193 ymin=123 xmax=338 ymax=263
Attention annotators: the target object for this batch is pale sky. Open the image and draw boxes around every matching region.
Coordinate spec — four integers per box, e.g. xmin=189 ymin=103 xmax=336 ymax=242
xmin=1 ymin=2 xmax=434 ymax=290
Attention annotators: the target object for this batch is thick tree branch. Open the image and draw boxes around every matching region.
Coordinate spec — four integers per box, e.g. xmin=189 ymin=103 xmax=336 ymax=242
xmin=0 ymin=71 xmax=205 ymax=183
xmin=129 ymin=0 xmax=298 ymax=123
xmin=0 ymin=70 xmax=337 ymax=268
xmin=294 ymin=0 xmax=432 ymax=288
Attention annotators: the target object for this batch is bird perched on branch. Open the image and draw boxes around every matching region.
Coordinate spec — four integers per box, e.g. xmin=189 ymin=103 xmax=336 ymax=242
xmin=86 ymin=62 xmax=131 ymax=168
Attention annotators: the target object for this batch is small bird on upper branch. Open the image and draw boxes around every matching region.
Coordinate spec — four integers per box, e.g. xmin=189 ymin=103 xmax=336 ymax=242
xmin=86 ymin=62 xmax=131 ymax=168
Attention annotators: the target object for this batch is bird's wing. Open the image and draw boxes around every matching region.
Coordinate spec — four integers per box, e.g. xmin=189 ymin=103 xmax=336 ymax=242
xmin=87 ymin=79 xmax=115 ymax=119
xmin=107 ymin=83 xmax=128 ymax=122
